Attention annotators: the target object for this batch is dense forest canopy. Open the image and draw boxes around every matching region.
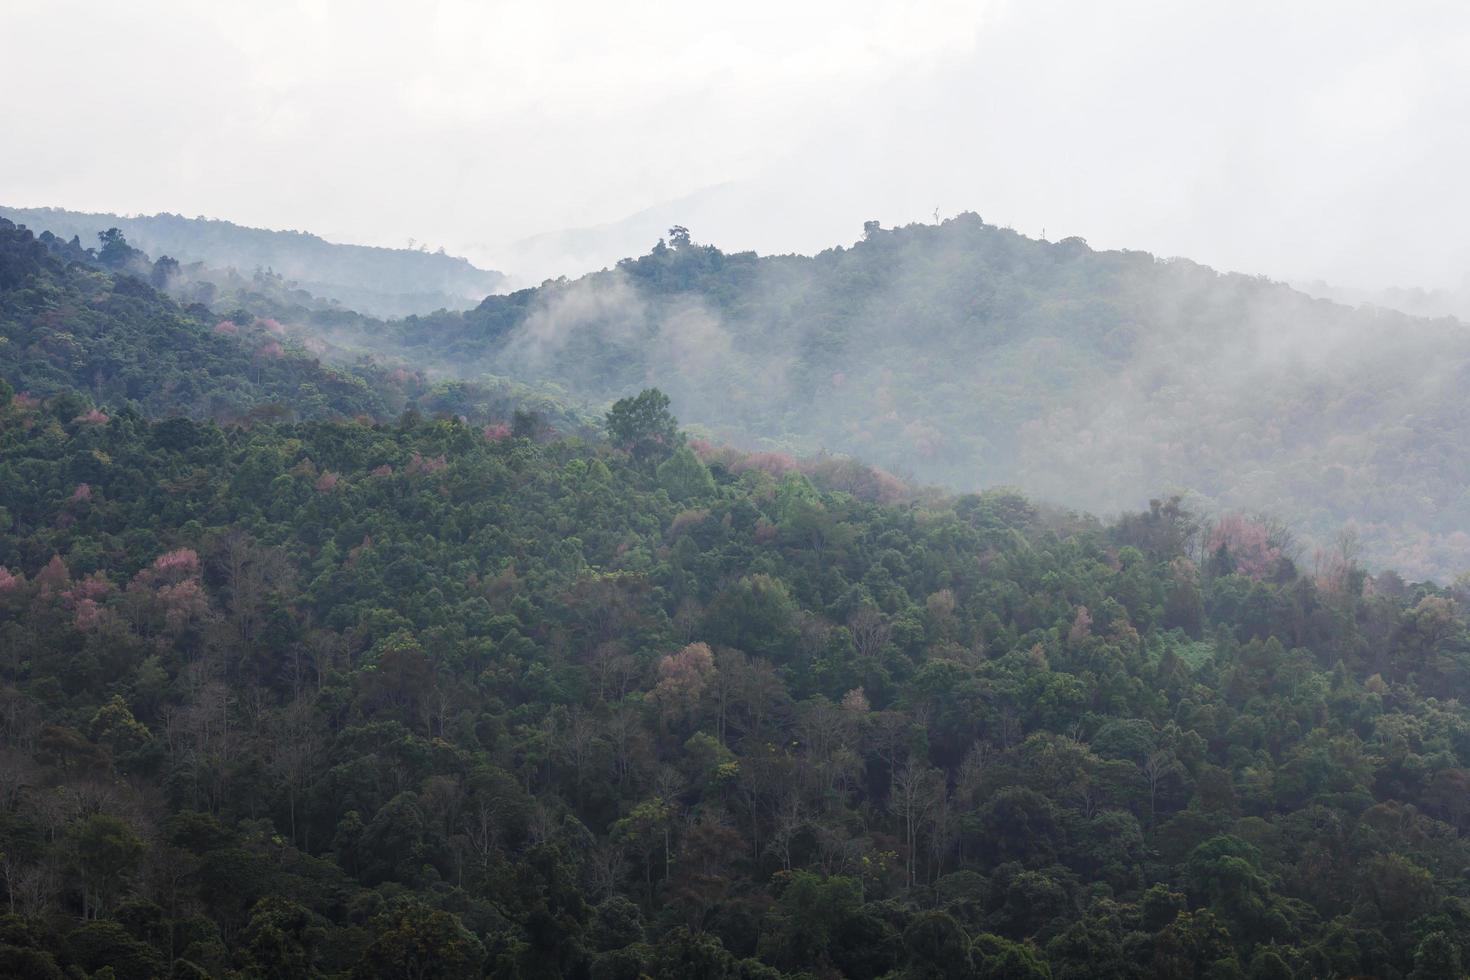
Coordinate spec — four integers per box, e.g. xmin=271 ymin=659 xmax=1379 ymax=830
xmin=0 ymin=380 xmax=1469 ymax=978
xmin=4 ymin=208 xmax=1470 ymax=978
xmin=0 ymin=207 xmax=506 ymax=318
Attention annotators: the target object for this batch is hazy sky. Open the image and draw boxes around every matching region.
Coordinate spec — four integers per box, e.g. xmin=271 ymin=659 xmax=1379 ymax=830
xmin=4 ymin=0 xmax=1468 ymax=288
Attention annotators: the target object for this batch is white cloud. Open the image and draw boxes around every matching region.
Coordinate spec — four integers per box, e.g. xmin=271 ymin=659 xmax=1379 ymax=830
xmin=2 ymin=0 xmax=1467 ymax=290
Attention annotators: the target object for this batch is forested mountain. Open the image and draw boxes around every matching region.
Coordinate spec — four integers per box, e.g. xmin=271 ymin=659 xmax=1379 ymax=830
xmin=6 ymin=204 xmax=1470 ymax=979
xmin=356 ymin=215 xmax=1470 ymax=580
xmin=1 ymin=381 xmax=1469 ymax=978
xmin=0 ymin=207 xmax=506 ymax=318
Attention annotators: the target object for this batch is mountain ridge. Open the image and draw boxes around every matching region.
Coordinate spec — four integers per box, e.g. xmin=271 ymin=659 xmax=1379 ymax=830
xmin=0 ymin=205 xmax=507 ymax=318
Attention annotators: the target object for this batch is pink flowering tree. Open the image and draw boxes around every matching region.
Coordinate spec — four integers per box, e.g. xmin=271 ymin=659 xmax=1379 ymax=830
xmin=155 ymin=579 xmax=210 ymax=633
xmin=651 ymin=642 xmax=716 ymax=724
xmin=151 ymin=548 xmax=200 ymax=581
xmin=124 ymin=548 xmax=210 ymax=634
xmin=66 ymin=574 xmax=112 ymax=604
xmin=35 ymin=555 xmax=71 ymax=596
xmin=74 ymin=598 xmax=108 ymax=632
xmin=1206 ymin=514 xmax=1283 ymax=580
xmin=406 ymin=453 xmax=448 ymax=475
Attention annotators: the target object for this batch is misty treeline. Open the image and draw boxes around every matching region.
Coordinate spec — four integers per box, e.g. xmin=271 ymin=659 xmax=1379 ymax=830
xmin=324 ymin=214 xmax=1465 ymax=582
xmin=13 ymin=207 xmax=1469 ymax=582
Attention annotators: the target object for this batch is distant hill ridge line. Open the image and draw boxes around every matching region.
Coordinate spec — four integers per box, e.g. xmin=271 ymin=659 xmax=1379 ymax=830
xmin=0 ymin=204 xmax=498 ymax=265
xmin=0 ymin=204 xmax=506 ymax=318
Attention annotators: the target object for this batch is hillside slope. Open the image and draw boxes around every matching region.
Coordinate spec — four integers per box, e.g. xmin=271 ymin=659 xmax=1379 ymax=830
xmin=0 ymin=217 xmax=392 ymax=421
xmin=371 ymin=215 xmax=1470 ymax=578
xmin=0 ymin=205 xmax=506 ymax=317
xmin=0 ymin=393 xmax=1468 ymax=977
xmin=0 ymin=218 xmax=586 ymax=431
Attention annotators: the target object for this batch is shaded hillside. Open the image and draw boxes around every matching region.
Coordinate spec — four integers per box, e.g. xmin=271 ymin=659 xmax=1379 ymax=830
xmin=0 ymin=205 xmax=506 ymax=317
xmin=0 ymin=217 xmax=588 ymax=431
xmin=372 ymin=216 xmax=1470 ymax=579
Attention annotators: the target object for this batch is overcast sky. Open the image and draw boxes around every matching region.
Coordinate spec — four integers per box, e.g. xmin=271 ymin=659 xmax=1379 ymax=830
xmin=4 ymin=0 xmax=1468 ymax=288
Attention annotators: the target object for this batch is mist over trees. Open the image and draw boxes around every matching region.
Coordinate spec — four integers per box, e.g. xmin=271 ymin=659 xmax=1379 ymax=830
xmin=16 ymin=207 xmax=1467 ymax=579
xmin=340 ymin=214 xmax=1470 ymax=580
xmin=7 ymin=0 xmax=1470 ymax=971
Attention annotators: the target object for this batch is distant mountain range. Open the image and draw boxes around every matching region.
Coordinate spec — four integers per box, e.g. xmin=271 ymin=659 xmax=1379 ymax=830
xmin=0 ymin=205 xmax=506 ymax=317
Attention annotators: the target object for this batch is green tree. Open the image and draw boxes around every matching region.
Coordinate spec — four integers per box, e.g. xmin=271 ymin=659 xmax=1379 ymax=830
xmin=657 ymin=445 xmax=715 ymax=501
xmin=65 ymin=920 xmax=163 ymax=980
xmin=1150 ymin=909 xmax=1236 ymax=980
xmin=69 ymin=814 xmax=145 ymax=919
xmin=758 ymin=872 xmax=862 ymax=972
xmin=0 ymin=945 xmax=63 ymax=980
xmin=1409 ymin=931 xmax=1462 ymax=980
xmin=612 ymin=797 xmax=676 ymax=900
xmin=1247 ymin=946 xmax=1293 ymax=980
xmin=606 ymin=388 xmax=682 ymax=461
xmin=97 ymin=227 xmax=141 ymax=269
xmin=648 ymin=928 xmax=737 ymax=980
xmin=90 ymin=695 xmax=151 ymax=757
xmin=243 ymin=897 xmax=326 ymax=979
xmin=351 ymin=900 xmax=485 ymax=980
xmin=904 ymin=910 xmax=973 ymax=979
xmin=589 ymin=896 xmax=645 ymax=952
xmin=972 ymin=933 xmax=1050 ymax=980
